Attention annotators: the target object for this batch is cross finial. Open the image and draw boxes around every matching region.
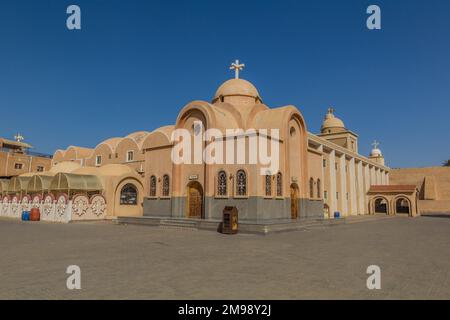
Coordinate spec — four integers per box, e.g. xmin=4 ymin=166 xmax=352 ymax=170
xmin=230 ymin=59 xmax=245 ymax=79
xmin=327 ymin=107 xmax=335 ymax=114
xmin=372 ymin=140 xmax=380 ymax=149
xmin=14 ymin=133 xmax=24 ymax=143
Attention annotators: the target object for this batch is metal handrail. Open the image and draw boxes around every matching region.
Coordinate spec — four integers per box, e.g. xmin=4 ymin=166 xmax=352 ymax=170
xmin=0 ymin=148 xmax=52 ymax=159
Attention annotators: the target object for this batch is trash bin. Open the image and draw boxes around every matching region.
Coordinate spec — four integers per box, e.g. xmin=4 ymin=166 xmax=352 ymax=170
xmin=21 ymin=211 xmax=30 ymax=221
xmin=30 ymin=208 xmax=41 ymax=221
xmin=334 ymin=211 xmax=340 ymax=219
xmin=222 ymin=206 xmax=238 ymax=234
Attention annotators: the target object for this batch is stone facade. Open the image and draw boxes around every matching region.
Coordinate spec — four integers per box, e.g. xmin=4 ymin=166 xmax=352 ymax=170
xmin=390 ymin=167 xmax=450 ymax=214
xmin=44 ymin=72 xmax=393 ymax=223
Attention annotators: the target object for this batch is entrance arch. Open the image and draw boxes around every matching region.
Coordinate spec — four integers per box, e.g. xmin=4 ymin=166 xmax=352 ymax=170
xmin=290 ymin=183 xmax=299 ymax=219
xmin=186 ymin=181 xmax=203 ymax=219
xmin=324 ymin=203 xmax=330 ymax=218
xmin=374 ymin=197 xmax=389 ymax=215
xmin=395 ymin=197 xmax=411 ymax=215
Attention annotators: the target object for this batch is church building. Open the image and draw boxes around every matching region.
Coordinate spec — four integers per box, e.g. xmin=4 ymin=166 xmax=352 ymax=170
xmin=1 ymin=62 xmax=421 ymax=225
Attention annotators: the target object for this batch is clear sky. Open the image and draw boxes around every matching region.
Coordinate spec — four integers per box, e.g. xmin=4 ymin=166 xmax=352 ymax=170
xmin=0 ymin=0 xmax=448 ymax=168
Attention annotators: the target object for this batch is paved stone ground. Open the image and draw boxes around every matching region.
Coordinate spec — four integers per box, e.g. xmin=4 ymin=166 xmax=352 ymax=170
xmin=0 ymin=215 xmax=449 ymax=299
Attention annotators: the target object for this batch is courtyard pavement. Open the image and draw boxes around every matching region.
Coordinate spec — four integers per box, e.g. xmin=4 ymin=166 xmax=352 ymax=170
xmin=0 ymin=215 xmax=449 ymax=299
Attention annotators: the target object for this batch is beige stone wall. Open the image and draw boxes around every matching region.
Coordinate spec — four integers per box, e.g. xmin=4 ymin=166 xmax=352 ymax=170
xmin=307 ymin=149 xmax=323 ymax=200
xmin=0 ymin=151 xmax=51 ymax=177
xmin=390 ymin=167 xmax=450 ymax=214
xmin=144 ymin=147 xmax=173 ymax=197
xmin=85 ymin=144 xmax=116 ymax=167
xmin=115 ymin=138 xmax=144 ymax=164
xmin=419 ymin=200 xmax=450 ymax=214
xmin=390 ymin=167 xmax=450 ymax=200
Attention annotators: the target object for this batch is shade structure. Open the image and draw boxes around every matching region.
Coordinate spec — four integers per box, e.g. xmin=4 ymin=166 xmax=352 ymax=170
xmin=0 ymin=179 xmax=10 ymax=196
xmin=7 ymin=176 xmax=32 ymax=195
xmin=49 ymin=172 xmax=103 ymax=195
xmin=27 ymin=174 xmax=54 ymax=195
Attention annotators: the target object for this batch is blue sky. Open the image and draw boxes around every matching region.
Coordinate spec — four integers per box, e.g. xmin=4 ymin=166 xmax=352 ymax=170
xmin=0 ymin=0 xmax=448 ymax=168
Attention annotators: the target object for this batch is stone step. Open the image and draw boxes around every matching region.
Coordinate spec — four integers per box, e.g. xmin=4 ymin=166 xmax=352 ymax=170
xmin=116 ymin=215 xmax=382 ymax=234
xmin=159 ymin=219 xmax=198 ymax=230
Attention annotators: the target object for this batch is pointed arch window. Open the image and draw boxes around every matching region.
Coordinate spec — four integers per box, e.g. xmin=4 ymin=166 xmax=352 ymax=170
xmin=150 ymin=175 xmax=157 ymax=197
xmin=317 ymin=179 xmax=321 ymax=199
xmin=309 ymin=178 xmax=315 ymax=199
xmin=162 ymin=175 xmax=170 ymax=197
xmin=217 ymin=170 xmax=227 ymax=196
xmin=276 ymin=172 xmax=283 ymax=197
xmin=265 ymin=175 xmax=272 ymax=197
xmin=236 ymin=170 xmax=247 ymax=196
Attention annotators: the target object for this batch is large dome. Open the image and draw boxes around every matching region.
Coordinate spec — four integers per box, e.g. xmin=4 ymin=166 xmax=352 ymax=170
xmin=213 ymin=79 xmax=261 ymax=102
xmin=321 ymin=108 xmax=345 ymax=134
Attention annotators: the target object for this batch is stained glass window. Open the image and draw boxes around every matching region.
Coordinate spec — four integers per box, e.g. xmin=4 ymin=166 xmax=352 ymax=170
xmin=150 ymin=175 xmax=157 ymax=197
xmin=309 ymin=178 xmax=314 ymax=199
xmin=218 ymin=171 xmax=227 ymax=196
xmin=276 ymin=172 xmax=282 ymax=197
xmin=162 ymin=175 xmax=170 ymax=197
xmin=265 ymin=175 xmax=272 ymax=197
xmin=120 ymin=184 xmax=138 ymax=205
xmin=236 ymin=170 xmax=247 ymax=196
xmin=317 ymin=179 xmax=321 ymax=199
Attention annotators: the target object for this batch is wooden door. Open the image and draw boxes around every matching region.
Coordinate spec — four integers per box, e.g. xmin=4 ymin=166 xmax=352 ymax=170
xmin=290 ymin=184 xmax=298 ymax=219
xmin=187 ymin=182 xmax=203 ymax=218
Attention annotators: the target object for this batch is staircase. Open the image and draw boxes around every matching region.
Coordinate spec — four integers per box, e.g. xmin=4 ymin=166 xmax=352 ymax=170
xmin=159 ymin=218 xmax=198 ymax=231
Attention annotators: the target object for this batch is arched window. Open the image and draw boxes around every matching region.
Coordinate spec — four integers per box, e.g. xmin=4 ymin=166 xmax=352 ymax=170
xmin=217 ymin=171 xmax=227 ymax=196
xmin=162 ymin=175 xmax=170 ymax=197
xmin=276 ymin=172 xmax=282 ymax=197
xmin=150 ymin=175 xmax=157 ymax=197
xmin=120 ymin=184 xmax=138 ymax=205
xmin=265 ymin=175 xmax=272 ymax=197
xmin=317 ymin=179 xmax=321 ymax=199
xmin=236 ymin=170 xmax=247 ymax=196
xmin=309 ymin=178 xmax=314 ymax=199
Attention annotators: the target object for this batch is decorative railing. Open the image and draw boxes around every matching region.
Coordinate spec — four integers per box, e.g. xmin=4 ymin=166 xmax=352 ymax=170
xmin=0 ymin=193 xmax=107 ymax=222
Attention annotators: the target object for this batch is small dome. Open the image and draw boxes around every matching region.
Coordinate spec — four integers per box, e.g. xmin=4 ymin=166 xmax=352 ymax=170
xmin=370 ymin=141 xmax=383 ymax=157
xmin=370 ymin=148 xmax=382 ymax=157
xmin=213 ymin=79 xmax=261 ymax=102
xmin=321 ymin=108 xmax=345 ymax=133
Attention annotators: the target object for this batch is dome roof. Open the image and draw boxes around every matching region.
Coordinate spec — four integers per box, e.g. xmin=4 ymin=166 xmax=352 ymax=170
xmin=49 ymin=161 xmax=82 ymax=174
xmin=370 ymin=148 xmax=382 ymax=157
xmin=97 ymin=164 xmax=136 ymax=177
xmin=96 ymin=137 xmax=122 ymax=151
xmin=370 ymin=141 xmax=383 ymax=157
xmin=321 ymin=108 xmax=345 ymax=133
xmin=126 ymin=131 xmax=149 ymax=145
xmin=214 ymin=79 xmax=261 ymax=101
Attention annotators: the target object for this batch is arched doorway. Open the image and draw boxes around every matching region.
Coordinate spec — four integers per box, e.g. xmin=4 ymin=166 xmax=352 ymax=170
xmin=186 ymin=181 xmax=203 ymax=219
xmin=395 ymin=197 xmax=410 ymax=215
xmin=374 ymin=197 xmax=388 ymax=215
xmin=290 ymin=183 xmax=299 ymax=219
xmin=324 ymin=204 xmax=330 ymax=218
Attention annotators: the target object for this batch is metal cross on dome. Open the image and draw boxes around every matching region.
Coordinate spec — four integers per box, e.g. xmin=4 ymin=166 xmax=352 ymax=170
xmin=14 ymin=133 xmax=24 ymax=142
xmin=372 ymin=140 xmax=380 ymax=149
xmin=230 ymin=59 xmax=245 ymax=79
